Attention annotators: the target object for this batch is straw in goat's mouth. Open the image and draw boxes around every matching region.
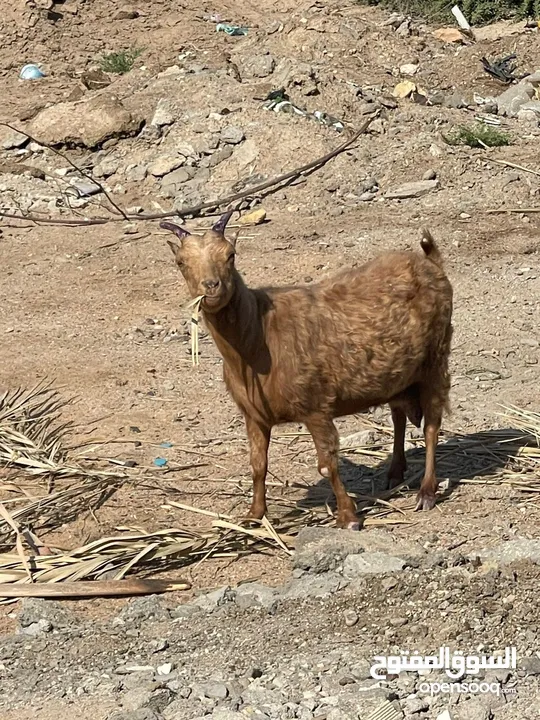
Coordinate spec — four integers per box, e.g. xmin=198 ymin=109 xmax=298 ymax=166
xmin=185 ymin=295 xmax=205 ymax=366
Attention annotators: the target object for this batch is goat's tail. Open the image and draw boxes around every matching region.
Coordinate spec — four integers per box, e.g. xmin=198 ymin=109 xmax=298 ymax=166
xmin=420 ymin=228 xmax=443 ymax=267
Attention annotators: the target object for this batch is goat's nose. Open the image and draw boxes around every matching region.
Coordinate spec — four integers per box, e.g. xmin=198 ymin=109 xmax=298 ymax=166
xmin=202 ymin=278 xmax=220 ymax=291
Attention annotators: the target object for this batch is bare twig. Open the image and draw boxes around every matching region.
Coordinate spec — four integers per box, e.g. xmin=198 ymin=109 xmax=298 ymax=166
xmin=0 ymin=122 xmax=129 ymax=220
xmin=0 ymin=115 xmax=377 ymax=227
xmin=490 ymin=158 xmax=540 ymax=178
xmin=487 ymin=207 xmax=540 ymax=214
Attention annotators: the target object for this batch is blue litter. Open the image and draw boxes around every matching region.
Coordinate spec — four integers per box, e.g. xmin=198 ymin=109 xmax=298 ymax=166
xmin=153 ymin=457 xmax=168 ymax=467
xmin=20 ymin=64 xmax=45 ymax=80
xmin=160 ymin=441 xmax=173 ymax=448
xmin=216 ymin=23 xmax=248 ymax=36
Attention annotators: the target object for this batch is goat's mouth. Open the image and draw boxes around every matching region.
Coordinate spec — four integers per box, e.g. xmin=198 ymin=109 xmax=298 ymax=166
xmin=202 ymin=294 xmax=224 ymax=311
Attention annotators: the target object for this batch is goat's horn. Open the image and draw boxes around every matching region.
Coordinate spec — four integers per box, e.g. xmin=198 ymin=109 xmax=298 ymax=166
xmin=212 ymin=210 xmax=234 ymax=234
xmin=159 ymin=220 xmax=191 ymax=239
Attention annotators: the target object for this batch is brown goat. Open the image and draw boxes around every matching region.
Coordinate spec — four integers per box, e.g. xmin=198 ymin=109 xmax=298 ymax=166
xmin=161 ymin=213 xmax=453 ymax=529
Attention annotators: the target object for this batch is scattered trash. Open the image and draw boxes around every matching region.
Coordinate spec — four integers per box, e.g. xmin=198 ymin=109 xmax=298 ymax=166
xmin=153 ymin=457 xmax=168 ymax=467
xmin=365 ymin=700 xmax=403 ymax=720
xmin=481 ymin=54 xmax=524 ymax=84
xmin=65 ymin=180 xmax=103 ymax=198
xmin=451 ymin=5 xmax=473 ymax=37
xmin=264 ymin=89 xmax=344 ymax=132
xmin=474 ymin=114 xmax=502 ymax=126
xmin=159 ymin=441 xmax=173 ymax=448
xmin=108 ymin=458 xmax=137 ymax=468
xmin=432 ymin=28 xmax=466 ymax=44
xmin=216 ymin=23 xmax=248 ymax=36
xmin=19 ymin=64 xmax=45 ymax=80
xmin=239 ymin=208 xmax=267 ymax=225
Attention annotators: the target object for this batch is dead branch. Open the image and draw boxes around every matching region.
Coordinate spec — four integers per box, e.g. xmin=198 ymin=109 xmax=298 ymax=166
xmin=0 ymin=114 xmax=377 ymax=227
xmin=0 ymin=122 xmax=129 ymax=220
xmin=0 ymin=578 xmax=190 ymax=598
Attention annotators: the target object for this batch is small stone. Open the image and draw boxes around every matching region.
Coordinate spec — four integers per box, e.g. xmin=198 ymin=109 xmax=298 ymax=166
xmin=384 ymin=179 xmax=439 ymax=199
xmin=191 ymin=586 xmax=235 ymax=612
xmin=343 ymin=609 xmax=359 ymax=627
xmin=443 ymin=92 xmax=468 ymax=109
xmin=148 ymin=155 xmax=184 ymax=177
xmin=161 ymin=167 xmax=195 ymax=187
xmin=423 ymin=169 xmax=437 ymax=180
xmin=400 ymin=63 xmax=418 ymax=76
xmin=208 ymin=145 xmax=233 ymax=167
xmin=403 ymin=695 xmax=429 ymax=714
xmin=113 ymin=6 xmax=140 ymax=20
xmin=94 ymin=157 xmax=120 ymax=178
xmin=243 ymin=54 xmax=276 ymax=78
xmin=81 ymin=69 xmax=111 ymax=90
xmin=151 ymin=99 xmax=175 ymax=127
xmin=521 ymin=656 xmax=540 ymax=675
xmin=2 ymin=130 xmax=29 ymax=149
xmin=234 ymin=582 xmax=278 ymax=612
xmin=200 ymin=682 xmax=228 ymax=700
xmin=220 ymin=126 xmax=245 ymax=145
xmin=125 ymin=164 xmax=147 ymax=182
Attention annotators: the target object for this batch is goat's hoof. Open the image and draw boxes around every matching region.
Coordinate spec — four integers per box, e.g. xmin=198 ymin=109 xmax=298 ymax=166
xmin=387 ymin=473 xmax=405 ymax=489
xmin=336 ymin=516 xmax=360 ymax=531
xmin=415 ymin=492 xmax=437 ymax=511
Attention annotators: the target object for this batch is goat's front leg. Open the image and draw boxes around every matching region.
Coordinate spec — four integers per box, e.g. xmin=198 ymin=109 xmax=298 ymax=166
xmin=306 ymin=415 xmax=359 ymax=530
xmin=245 ymin=417 xmax=271 ymax=520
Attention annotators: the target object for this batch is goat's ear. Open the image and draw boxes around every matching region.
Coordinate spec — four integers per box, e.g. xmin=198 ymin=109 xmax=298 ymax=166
xmin=228 ymin=230 xmax=240 ymax=248
xmin=167 ymin=240 xmax=181 ymax=257
xmin=160 ymin=220 xmax=191 ymax=241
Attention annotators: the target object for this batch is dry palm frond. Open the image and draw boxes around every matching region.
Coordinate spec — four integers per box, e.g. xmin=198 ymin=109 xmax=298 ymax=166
xmin=0 ymin=384 xmax=128 ymax=548
xmin=0 ymin=382 xmax=71 ymax=474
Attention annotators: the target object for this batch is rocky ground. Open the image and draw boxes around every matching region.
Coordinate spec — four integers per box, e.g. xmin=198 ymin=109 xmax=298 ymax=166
xmin=1 ymin=0 xmax=540 ymax=718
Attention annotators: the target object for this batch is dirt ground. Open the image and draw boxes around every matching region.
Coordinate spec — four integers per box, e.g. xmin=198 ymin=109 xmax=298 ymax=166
xmin=1 ymin=0 xmax=540 ymax=717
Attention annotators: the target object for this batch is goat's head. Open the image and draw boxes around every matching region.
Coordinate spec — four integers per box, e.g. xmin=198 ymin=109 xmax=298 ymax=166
xmin=161 ymin=211 xmax=238 ymax=313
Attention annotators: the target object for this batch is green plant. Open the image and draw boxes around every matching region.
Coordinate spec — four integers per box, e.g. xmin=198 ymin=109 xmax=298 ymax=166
xmin=357 ymin=0 xmax=539 ymax=25
xmin=443 ymin=123 xmax=511 ymax=148
xmin=100 ymin=47 xmax=143 ymax=74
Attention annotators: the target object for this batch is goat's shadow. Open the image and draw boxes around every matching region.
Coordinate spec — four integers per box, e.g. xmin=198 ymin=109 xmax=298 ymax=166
xmin=295 ymin=428 xmax=530 ymax=522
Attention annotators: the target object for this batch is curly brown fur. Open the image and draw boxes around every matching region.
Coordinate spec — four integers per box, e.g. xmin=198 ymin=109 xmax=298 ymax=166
xmin=162 ymin=216 xmax=453 ymax=528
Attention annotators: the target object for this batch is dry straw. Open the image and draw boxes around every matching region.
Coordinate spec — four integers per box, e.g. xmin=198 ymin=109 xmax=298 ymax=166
xmin=186 ymin=295 xmax=205 ymax=366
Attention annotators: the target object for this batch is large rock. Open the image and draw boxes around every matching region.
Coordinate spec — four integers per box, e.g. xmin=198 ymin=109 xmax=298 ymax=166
xmin=294 ymin=527 xmax=424 ymax=573
xmin=474 ymin=539 xmax=540 ymax=566
xmin=496 ymin=82 xmax=535 ymax=118
xmin=28 ymin=95 xmax=143 ymax=148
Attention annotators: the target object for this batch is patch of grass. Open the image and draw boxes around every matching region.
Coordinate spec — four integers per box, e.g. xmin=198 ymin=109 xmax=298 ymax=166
xmin=443 ymin=123 xmax=511 ymax=148
xmin=358 ymin=0 xmax=539 ymax=25
xmin=100 ymin=47 xmax=143 ymax=75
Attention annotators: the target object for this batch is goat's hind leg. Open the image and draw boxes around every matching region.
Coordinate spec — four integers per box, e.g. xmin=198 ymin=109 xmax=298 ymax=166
xmin=416 ymin=398 xmax=443 ymax=511
xmin=387 ymin=405 xmax=407 ymax=488
xmin=306 ymin=415 xmax=359 ymax=530
xmin=387 ymin=385 xmax=422 ymax=488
